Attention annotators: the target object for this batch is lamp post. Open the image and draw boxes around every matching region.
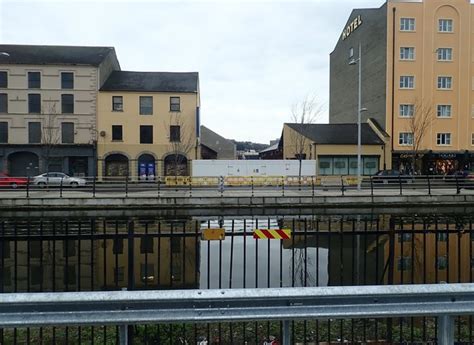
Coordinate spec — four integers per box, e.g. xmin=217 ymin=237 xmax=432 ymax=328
xmin=349 ymin=42 xmax=366 ymax=191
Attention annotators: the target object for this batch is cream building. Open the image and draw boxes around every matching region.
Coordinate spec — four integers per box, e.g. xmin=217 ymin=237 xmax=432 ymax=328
xmin=330 ymin=0 xmax=474 ymax=175
xmin=0 ymin=44 xmax=120 ymax=177
xmin=97 ymin=71 xmax=200 ymax=177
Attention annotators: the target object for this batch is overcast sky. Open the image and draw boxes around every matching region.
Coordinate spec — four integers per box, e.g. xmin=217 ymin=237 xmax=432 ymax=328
xmin=0 ymin=0 xmax=382 ymax=143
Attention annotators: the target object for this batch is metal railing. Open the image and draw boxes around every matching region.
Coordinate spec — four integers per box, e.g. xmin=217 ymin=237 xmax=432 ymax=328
xmin=1 ymin=174 xmax=474 ymax=199
xmin=1 ymin=284 xmax=473 ymax=344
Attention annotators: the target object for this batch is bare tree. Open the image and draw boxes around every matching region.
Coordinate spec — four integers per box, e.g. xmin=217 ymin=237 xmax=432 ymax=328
xmin=289 ymin=95 xmax=322 ymax=177
xmin=405 ymin=99 xmax=434 ymax=174
xmin=166 ymin=113 xmax=197 ymax=176
xmin=41 ymin=100 xmax=61 ymax=173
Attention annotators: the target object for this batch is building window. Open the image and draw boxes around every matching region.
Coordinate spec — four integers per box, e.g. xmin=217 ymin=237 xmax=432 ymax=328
xmin=317 ymin=156 xmax=379 ymax=176
xmin=437 ymin=48 xmax=453 ymax=61
xmin=437 ymin=133 xmax=451 ymax=146
xmin=437 ymin=105 xmax=452 ymax=118
xmin=61 ymin=72 xmax=74 ymax=89
xmin=397 ymin=256 xmax=412 ymax=271
xmin=437 ymin=233 xmax=448 ymax=242
xmin=140 ymin=236 xmax=154 ymax=254
xmin=471 ymin=133 xmax=474 ymax=146
xmin=0 ymin=93 xmax=7 ymax=113
xmin=28 ymin=72 xmax=41 ymax=89
xmin=63 ymin=265 xmax=76 ymax=285
xmin=400 ymin=18 xmax=415 ymax=31
xmin=438 ymin=76 xmax=452 ymax=89
xmin=61 ymin=122 xmax=74 ymax=144
xmin=112 ymin=96 xmax=123 ymax=111
xmin=170 ymin=97 xmax=181 ymax=112
xmin=139 ymin=96 xmax=153 ymax=115
xmin=28 ymin=94 xmax=41 ymax=114
xmin=112 ymin=125 xmax=123 ymax=141
xmin=399 ymin=104 xmax=414 ymax=117
xmin=113 ymin=239 xmax=124 ymax=255
xmin=399 ymin=132 xmax=414 ymax=146
xmin=349 ymin=47 xmax=354 ymax=59
xmin=439 ymin=19 xmax=453 ymax=32
xmin=61 ymin=94 xmax=74 ymax=114
xmin=333 ymin=157 xmax=348 ymax=175
xmin=0 ymin=122 xmax=7 ymax=143
xmin=28 ymin=122 xmax=41 ymax=144
xmin=140 ymin=125 xmax=153 ymax=144
xmin=170 ymin=125 xmax=181 ymax=142
xmin=400 ymin=76 xmax=414 ymax=89
xmin=400 ymin=47 xmax=415 ymax=60
xmin=0 ymin=71 xmax=7 ymax=88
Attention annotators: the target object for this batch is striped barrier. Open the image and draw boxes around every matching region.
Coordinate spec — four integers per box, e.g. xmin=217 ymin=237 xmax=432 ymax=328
xmin=253 ymin=229 xmax=292 ymax=240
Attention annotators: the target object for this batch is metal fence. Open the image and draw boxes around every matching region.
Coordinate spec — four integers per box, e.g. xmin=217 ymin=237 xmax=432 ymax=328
xmin=2 ymin=214 xmax=474 ymax=343
xmin=1 ymin=174 xmax=474 ymax=199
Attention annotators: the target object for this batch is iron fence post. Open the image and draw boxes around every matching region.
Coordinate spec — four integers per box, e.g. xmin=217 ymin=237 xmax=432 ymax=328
xmin=311 ymin=176 xmax=314 ymax=197
xmin=119 ymin=323 xmax=128 ymax=345
xmin=26 ymin=176 xmax=30 ymax=198
xmin=189 ymin=176 xmax=192 ymax=198
xmin=251 ymin=176 xmax=254 ymax=198
xmin=157 ymin=176 xmax=161 ymax=198
xmin=437 ymin=315 xmax=454 ymax=345
xmin=125 ymin=175 xmax=128 ymax=198
xmin=282 ymin=177 xmax=285 ymax=197
xmin=282 ymin=320 xmax=290 ymax=345
xmin=341 ymin=176 xmax=345 ymax=196
xmin=92 ymin=174 xmax=96 ymax=198
xmin=455 ymin=175 xmax=460 ymax=194
xmin=399 ymin=175 xmax=402 ymax=195
xmin=427 ymin=174 xmax=431 ymax=196
xmin=370 ymin=176 xmax=374 ymax=197
xmin=60 ymin=177 xmax=63 ymax=198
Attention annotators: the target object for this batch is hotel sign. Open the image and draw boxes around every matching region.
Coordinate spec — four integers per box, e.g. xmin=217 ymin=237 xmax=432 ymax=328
xmin=342 ymin=15 xmax=363 ymax=40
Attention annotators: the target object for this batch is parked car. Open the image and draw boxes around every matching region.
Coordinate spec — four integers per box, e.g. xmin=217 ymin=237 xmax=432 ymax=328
xmin=33 ymin=172 xmax=86 ymax=188
xmin=371 ymin=170 xmax=412 ymax=184
xmin=0 ymin=173 xmax=29 ymax=189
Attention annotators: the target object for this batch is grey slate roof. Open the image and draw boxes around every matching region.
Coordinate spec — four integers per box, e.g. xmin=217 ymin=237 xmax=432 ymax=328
xmin=100 ymin=71 xmax=199 ymax=93
xmin=0 ymin=44 xmax=116 ymax=66
xmin=286 ymin=123 xmax=384 ymax=145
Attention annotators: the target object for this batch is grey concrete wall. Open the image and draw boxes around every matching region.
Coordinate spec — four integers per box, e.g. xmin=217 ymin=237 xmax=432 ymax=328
xmin=329 ymin=4 xmax=388 ymax=129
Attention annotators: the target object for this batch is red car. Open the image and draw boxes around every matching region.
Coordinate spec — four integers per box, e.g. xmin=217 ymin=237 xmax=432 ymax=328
xmin=0 ymin=173 xmax=29 ymax=189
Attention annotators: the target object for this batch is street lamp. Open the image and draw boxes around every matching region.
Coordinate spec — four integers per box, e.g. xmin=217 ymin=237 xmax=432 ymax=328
xmin=348 ymin=42 xmax=366 ymax=191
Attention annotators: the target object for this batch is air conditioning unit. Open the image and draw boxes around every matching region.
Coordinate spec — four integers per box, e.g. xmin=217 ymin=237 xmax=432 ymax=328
xmin=99 ymin=131 xmax=106 ymax=137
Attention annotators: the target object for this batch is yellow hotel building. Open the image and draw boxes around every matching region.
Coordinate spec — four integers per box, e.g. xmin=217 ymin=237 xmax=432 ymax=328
xmin=330 ymin=0 xmax=474 ymax=175
xmin=97 ymin=71 xmax=200 ymax=177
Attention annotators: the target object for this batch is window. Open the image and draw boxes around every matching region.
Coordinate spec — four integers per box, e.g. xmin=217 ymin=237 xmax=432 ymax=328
xmin=114 ymin=267 xmax=125 ymax=282
xmin=437 ymin=133 xmax=451 ymax=146
xmin=437 ymin=105 xmax=452 ymax=118
xmin=112 ymin=96 xmax=123 ymax=111
xmin=400 ymin=18 xmax=415 ymax=31
xmin=333 ymin=157 xmax=348 ymax=175
xmin=0 ymin=122 xmax=8 ymax=143
xmin=400 ymin=76 xmax=414 ymax=89
xmin=140 ymin=236 xmax=154 ymax=254
xmin=0 ymin=71 xmax=7 ymax=88
xmin=61 ymin=72 xmax=74 ymax=89
xmin=319 ymin=157 xmax=333 ymax=175
xmin=61 ymin=94 xmax=74 ymax=114
xmin=439 ymin=19 xmax=453 ymax=32
xmin=170 ymin=97 xmax=180 ymax=112
xmin=363 ymin=157 xmax=378 ymax=175
xmin=397 ymin=256 xmax=412 ymax=271
xmin=400 ymin=47 xmax=415 ymax=60
xmin=30 ymin=265 xmax=43 ymax=285
xmin=140 ymin=125 xmax=153 ymax=144
xmin=399 ymin=132 xmax=413 ymax=146
xmin=170 ymin=125 xmax=181 ymax=142
xmin=112 ymin=125 xmax=123 ymax=141
xmin=438 ymin=76 xmax=452 ymax=89
xmin=437 ymin=256 xmax=448 ymax=270
xmin=140 ymin=263 xmax=154 ymax=282
xmin=113 ymin=239 xmax=124 ymax=255
xmin=63 ymin=265 xmax=76 ymax=285
xmin=399 ymin=104 xmax=414 ymax=117
xmin=349 ymin=47 xmax=354 ymax=59
xmin=63 ymin=240 xmax=76 ymax=257
xmin=437 ymin=48 xmax=453 ymax=61
xmin=28 ymin=94 xmax=41 ymax=114
xmin=437 ymin=233 xmax=448 ymax=242
xmin=348 ymin=157 xmax=358 ymax=175
xmin=61 ymin=122 xmax=74 ymax=144
xmin=471 ymin=133 xmax=474 ymax=146
xmin=139 ymin=96 xmax=153 ymax=115
xmin=28 ymin=122 xmax=41 ymax=144
xmin=28 ymin=72 xmax=41 ymax=89
xmin=0 ymin=93 xmax=8 ymax=113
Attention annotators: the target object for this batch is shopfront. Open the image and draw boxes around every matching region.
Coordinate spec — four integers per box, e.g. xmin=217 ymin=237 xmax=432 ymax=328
xmin=393 ymin=151 xmax=472 ymax=175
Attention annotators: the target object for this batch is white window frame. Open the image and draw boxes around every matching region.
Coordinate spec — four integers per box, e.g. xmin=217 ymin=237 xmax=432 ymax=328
xmin=400 ymin=47 xmax=415 ymax=60
xmin=399 ymin=132 xmax=414 ymax=146
xmin=399 ymin=104 xmax=414 ymax=118
xmin=437 ymin=105 xmax=452 ymax=118
xmin=438 ymin=19 xmax=453 ymax=33
xmin=436 ymin=133 xmax=452 ymax=146
xmin=437 ymin=48 xmax=453 ymax=61
xmin=400 ymin=18 xmax=415 ymax=31
xmin=437 ymin=76 xmax=452 ymax=90
xmin=400 ymin=76 xmax=415 ymax=89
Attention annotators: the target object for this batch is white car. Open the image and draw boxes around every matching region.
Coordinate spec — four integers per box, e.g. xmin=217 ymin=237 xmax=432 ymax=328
xmin=33 ymin=172 xmax=86 ymax=188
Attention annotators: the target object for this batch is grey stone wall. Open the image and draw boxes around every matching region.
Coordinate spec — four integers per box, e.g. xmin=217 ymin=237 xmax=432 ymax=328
xmin=329 ymin=4 xmax=388 ymax=129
